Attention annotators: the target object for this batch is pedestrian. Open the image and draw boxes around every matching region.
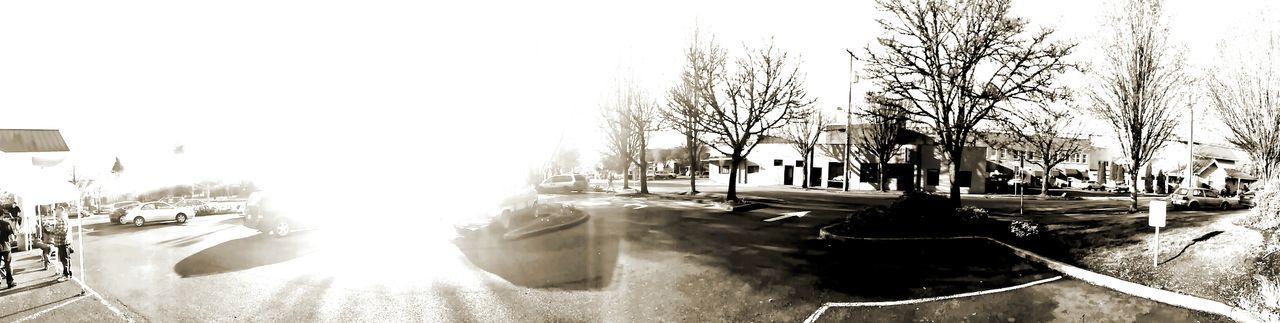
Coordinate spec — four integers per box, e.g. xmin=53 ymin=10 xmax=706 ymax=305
xmin=0 ymin=209 xmax=16 ymax=289
xmin=41 ymin=208 xmax=72 ymax=282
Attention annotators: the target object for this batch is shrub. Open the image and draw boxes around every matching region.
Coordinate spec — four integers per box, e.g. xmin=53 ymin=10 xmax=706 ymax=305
xmin=844 ymin=207 xmax=892 ymax=227
xmin=1009 ymin=220 xmax=1044 ymax=239
xmin=888 ymin=191 xmax=950 ymax=222
xmin=953 ymin=206 xmax=990 ymax=224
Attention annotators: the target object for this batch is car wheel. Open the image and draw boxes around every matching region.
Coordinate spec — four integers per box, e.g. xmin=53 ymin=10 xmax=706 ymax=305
xmin=133 ymin=217 xmax=145 ymax=227
xmin=176 ymin=213 xmax=188 ymax=224
xmin=273 ymin=219 xmax=292 ymax=238
xmin=1189 ymin=202 xmax=1200 ymax=211
xmin=1222 ymin=202 xmax=1230 ymax=210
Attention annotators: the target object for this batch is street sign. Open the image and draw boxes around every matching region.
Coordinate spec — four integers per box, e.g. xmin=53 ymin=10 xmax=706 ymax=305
xmin=1150 ymin=200 xmax=1167 ymax=267
xmin=1149 ymin=200 xmax=1166 ymax=227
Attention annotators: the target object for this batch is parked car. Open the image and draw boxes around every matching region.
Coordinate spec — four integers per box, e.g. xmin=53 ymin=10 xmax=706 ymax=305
xmin=1108 ymin=183 xmax=1131 ymax=194
xmin=108 ymin=201 xmax=142 ymax=224
xmin=118 ymin=202 xmax=196 ymax=226
xmin=242 ymin=191 xmax=323 ymax=237
xmin=1168 ymin=188 xmax=1233 ymax=210
xmin=1240 ymin=190 xmax=1260 ymax=208
xmin=1070 ymin=180 xmax=1105 ymax=191
xmin=650 ymin=172 xmax=677 ymax=180
xmin=536 ymin=174 xmax=589 ymax=193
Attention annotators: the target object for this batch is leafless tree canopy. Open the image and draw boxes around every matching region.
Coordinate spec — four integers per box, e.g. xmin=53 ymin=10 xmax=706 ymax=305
xmin=989 ymin=101 xmax=1090 ymax=196
xmin=1089 ymin=0 xmax=1189 ymax=211
xmin=695 ymin=40 xmax=815 ymax=201
xmin=1207 ymin=13 xmax=1280 ymax=182
xmin=863 ymin=0 xmax=1076 ymax=205
xmin=602 ymin=80 xmax=661 ymax=192
xmin=782 ymin=107 xmax=832 ymax=189
xmin=852 ymin=93 xmax=909 ymax=192
xmin=665 ymin=28 xmax=725 ymax=193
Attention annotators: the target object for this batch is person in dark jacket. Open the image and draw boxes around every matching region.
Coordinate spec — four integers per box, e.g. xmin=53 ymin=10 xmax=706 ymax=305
xmin=0 ymin=210 xmax=16 ymax=288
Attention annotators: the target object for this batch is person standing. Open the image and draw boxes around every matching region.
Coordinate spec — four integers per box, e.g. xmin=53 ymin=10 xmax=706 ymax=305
xmin=42 ymin=208 xmax=72 ymax=282
xmin=0 ymin=210 xmax=16 ymax=288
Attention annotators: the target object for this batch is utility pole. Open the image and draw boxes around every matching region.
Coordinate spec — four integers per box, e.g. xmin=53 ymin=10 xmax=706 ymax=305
xmin=1186 ymin=104 xmax=1194 ymax=189
xmin=844 ymin=49 xmax=856 ymax=192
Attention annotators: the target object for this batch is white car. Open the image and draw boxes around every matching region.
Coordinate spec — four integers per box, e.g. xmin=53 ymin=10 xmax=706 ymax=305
xmin=118 ymin=202 xmax=196 ymax=227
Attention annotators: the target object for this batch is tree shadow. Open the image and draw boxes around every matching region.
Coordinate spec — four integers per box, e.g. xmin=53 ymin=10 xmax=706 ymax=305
xmin=452 ymin=214 xmax=621 ymax=290
xmin=172 ymin=232 xmax=319 ymax=278
xmin=156 ymin=225 xmax=237 ymax=247
xmin=1160 ymin=230 xmax=1225 ymax=265
xmin=84 ymin=221 xmax=182 ymax=237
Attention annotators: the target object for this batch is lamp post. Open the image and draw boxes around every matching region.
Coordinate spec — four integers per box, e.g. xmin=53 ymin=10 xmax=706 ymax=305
xmin=844 ymin=49 xmax=857 ymax=192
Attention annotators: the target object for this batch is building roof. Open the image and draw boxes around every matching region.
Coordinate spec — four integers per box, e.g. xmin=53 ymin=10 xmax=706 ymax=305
xmin=822 ymin=124 xmax=930 ymax=145
xmin=0 ymin=129 xmax=69 ymax=153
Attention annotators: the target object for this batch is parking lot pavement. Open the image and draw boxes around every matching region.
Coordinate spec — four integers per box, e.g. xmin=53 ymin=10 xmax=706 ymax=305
xmin=0 ymin=250 xmax=132 ymax=322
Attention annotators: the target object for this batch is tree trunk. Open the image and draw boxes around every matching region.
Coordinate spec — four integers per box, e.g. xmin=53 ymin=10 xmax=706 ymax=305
xmin=639 ymin=158 xmax=649 ymax=194
xmin=948 ymin=147 xmax=962 ymax=207
xmin=688 ymin=141 xmax=699 ymax=194
xmin=726 ymin=156 xmax=742 ymax=202
xmin=801 ymin=149 xmax=810 ymax=189
xmin=622 ymin=160 xmax=631 ymax=189
xmin=878 ymin=160 xmax=888 ymax=192
xmin=1129 ymin=157 xmax=1140 ymax=213
xmin=1041 ymin=160 xmax=1052 ymax=197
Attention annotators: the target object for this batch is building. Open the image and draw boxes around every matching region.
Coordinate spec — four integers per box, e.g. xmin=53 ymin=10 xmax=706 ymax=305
xmin=704 ymin=124 xmax=990 ymax=194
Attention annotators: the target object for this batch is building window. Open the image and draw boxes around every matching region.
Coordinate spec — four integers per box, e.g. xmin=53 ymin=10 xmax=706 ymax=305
xmin=860 ymin=164 xmax=878 ymax=183
xmin=957 ymin=171 xmax=972 ymax=187
xmin=927 ymin=169 xmax=940 ymax=186
xmin=774 ymin=159 xmax=783 ymax=166
xmin=719 ymin=165 xmax=730 ymax=174
xmin=796 ymin=160 xmax=805 ymax=167
xmin=747 ymin=165 xmax=760 ymax=173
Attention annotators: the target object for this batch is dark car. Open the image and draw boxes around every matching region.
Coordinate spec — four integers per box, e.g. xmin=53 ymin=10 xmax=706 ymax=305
xmin=108 ymin=201 xmax=141 ymax=224
xmin=242 ymin=191 xmax=322 ymax=237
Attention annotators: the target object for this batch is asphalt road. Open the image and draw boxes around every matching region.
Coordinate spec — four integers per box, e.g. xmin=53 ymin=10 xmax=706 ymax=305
xmin=0 ymin=181 xmax=1234 ymax=322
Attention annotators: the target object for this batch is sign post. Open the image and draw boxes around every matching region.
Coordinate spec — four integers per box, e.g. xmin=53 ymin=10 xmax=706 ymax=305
xmin=1149 ymin=200 xmax=1167 ymax=267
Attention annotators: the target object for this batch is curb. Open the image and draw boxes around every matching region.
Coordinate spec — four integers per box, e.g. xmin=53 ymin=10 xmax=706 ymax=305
xmin=502 ymin=213 xmax=591 ymax=241
xmin=816 ymin=224 xmax=1261 ymax=323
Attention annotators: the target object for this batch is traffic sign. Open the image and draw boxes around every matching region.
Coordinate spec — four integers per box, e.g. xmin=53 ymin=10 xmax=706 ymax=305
xmin=1149 ymin=200 xmax=1166 ymax=227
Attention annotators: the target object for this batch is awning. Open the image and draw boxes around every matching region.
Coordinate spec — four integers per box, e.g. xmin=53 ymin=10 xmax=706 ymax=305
xmin=0 ymin=169 xmax=80 ymax=205
xmin=1226 ymin=168 xmax=1258 ymax=181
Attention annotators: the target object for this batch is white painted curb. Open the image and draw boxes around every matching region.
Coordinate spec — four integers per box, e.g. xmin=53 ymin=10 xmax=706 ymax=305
xmin=815 ymin=227 xmax=1261 ymax=323
xmin=803 ymin=276 xmax=1064 ymax=323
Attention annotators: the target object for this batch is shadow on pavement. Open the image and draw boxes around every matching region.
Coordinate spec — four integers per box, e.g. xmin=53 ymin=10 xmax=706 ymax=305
xmin=0 ymin=279 xmax=62 ymax=298
xmin=172 ymin=232 xmax=319 ymax=278
xmin=84 ymin=221 xmax=181 ymax=237
xmin=156 ymin=225 xmax=237 ymax=247
xmin=452 ymin=216 xmax=621 ymax=290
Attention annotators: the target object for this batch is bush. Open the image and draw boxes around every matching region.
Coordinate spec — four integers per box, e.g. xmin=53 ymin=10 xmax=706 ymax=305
xmin=844 ymin=207 xmax=892 ymax=227
xmin=1241 ymin=179 xmax=1280 ymax=232
xmin=953 ymin=206 xmax=990 ymax=224
xmin=1009 ymin=220 xmax=1044 ymax=239
xmin=887 ymin=191 xmax=951 ymax=223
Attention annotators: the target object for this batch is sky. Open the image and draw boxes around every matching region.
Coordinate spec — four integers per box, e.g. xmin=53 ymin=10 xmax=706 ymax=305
xmin=0 ymin=0 xmax=1271 ymax=197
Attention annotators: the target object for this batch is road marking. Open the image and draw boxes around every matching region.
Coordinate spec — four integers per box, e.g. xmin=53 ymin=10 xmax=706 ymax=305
xmin=764 ymin=211 xmax=809 ymax=222
xmin=802 ymin=276 xmax=1063 ymax=323
xmin=71 ymin=278 xmax=134 ymax=323
xmin=623 ymin=203 xmax=647 ymax=209
xmin=13 ymin=295 xmax=85 ymax=322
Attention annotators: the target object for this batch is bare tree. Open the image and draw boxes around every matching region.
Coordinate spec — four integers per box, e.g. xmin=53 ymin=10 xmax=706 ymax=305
xmin=601 ymin=81 xmax=640 ymax=190
xmin=1207 ymin=13 xmax=1280 ymax=182
xmin=665 ymin=28 xmax=726 ymax=194
xmin=1090 ymin=0 xmax=1190 ymax=212
xmin=852 ymin=93 xmax=909 ymax=192
xmin=696 ymin=40 xmax=815 ymax=202
xmin=991 ymin=101 xmax=1091 ymax=197
xmin=628 ymin=92 xmax=661 ymax=194
xmin=863 ymin=0 xmax=1076 ymax=206
xmin=782 ymin=108 xmax=832 ymax=189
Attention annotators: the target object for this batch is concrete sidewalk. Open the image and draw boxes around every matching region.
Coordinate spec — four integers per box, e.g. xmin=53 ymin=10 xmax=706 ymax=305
xmin=0 ymin=250 xmax=129 ymax=322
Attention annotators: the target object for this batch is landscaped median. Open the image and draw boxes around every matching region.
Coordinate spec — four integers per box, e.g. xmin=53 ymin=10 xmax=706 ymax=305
xmin=816 ymin=190 xmax=1261 ymax=322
